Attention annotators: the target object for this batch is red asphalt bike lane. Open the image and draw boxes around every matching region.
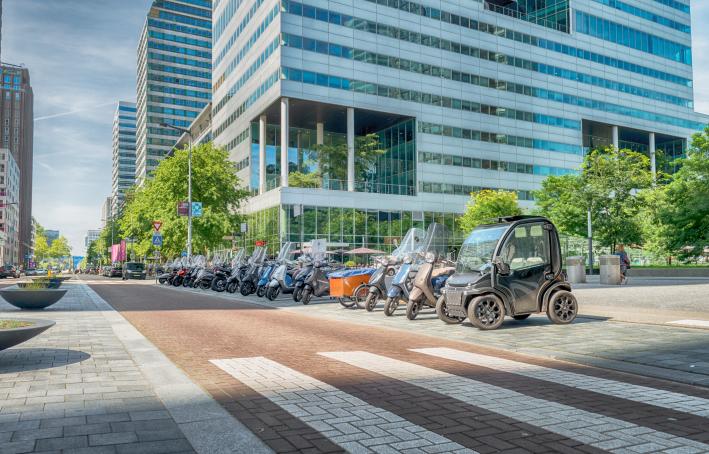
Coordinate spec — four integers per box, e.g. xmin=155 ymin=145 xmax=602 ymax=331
xmin=88 ymin=280 xmax=709 ymax=454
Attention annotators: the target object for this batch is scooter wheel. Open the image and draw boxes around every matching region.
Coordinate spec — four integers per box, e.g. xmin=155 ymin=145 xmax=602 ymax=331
xmin=384 ymin=297 xmax=398 ymax=316
xmin=266 ymin=286 xmax=281 ymax=301
xmin=301 ymin=289 xmax=312 ymax=305
xmin=239 ymin=282 xmax=253 ymax=296
xmin=293 ymin=287 xmax=303 ymax=302
xmin=353 ymin=285 xmax=370 ymax=309
xmin=158 ymin=277 xmax=167 ymax=285
xmin=406 ymin=300 xmax=420 ymax=320
xmin=365 ymin=292 xmax=378 ymax=312
xmin=226 ymin=282 xmax=237 ymax=293
xmin=338 ymin=297 xmax=356 ymax=308
xmin=256 ymin=285 xmax=266 ymax=297
xmin=435 ymin=296 xmax=464 ymax=324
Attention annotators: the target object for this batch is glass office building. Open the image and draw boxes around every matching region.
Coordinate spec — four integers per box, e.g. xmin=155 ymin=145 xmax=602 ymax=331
xmin=111 ymin=101 xmax=137 ymax=217
xmin=212 ymin=0 xmax=708 ymax=252
xmin=135 ymin=0 xmax=212 ymax=185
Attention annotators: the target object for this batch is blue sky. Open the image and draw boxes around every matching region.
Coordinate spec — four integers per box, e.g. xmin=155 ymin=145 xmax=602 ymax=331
xmin=2 ymin=0 xmax=709 ymax=254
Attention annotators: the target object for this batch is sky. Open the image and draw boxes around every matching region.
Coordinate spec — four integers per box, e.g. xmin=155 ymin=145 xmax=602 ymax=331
xmin=2 ymin=0 xmax=709 ymax=256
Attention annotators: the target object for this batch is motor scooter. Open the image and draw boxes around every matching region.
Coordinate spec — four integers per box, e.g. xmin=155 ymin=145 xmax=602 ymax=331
xmin=256 ymin=262 xmax=276 ymax=297
xmin=406 ymin=257 xmax=455 ymax=320
xmin=383 ymin=257 xmax=417 ymax=315
xmin=239 ymin=247 xmax=266 ymax=296
xmin=291 ymin=259 xmax=313 ymax=302
xmin=301 ymin=261 xmax=339 ymax=305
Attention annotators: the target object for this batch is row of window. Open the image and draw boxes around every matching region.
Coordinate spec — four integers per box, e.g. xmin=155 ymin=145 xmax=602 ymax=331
xmin=235 ymin=156 xmax=250 ymax=171
xmin=148 ymin=116 xmax=192 ymax=128
xmin=214 ymin=37 xmax=279 ymax=115
xmin=214 ymin=0 xmax=245 ymax=42
xmin=213 ymin=70 xmax=280 ymax=138
xmin=215 ymin=4 xmax=279 ymax=91
xmin=148 ymin=73 xmax=211 ymax=89
xmin=148 ymin=18 xmax=211 ymax=39
xmin=148 ymin=30 xmax=211 ymax=49
xmin=282 ymin=32 xmax=692 ymax=111
xmin=149 ymin=83 xmax=210 ymax=99
xmin=118 ymin=114 xmax=136 ymax=121
xmin=157 ymin=10 xmax=210 ymax=30
xmin=281 ymin=66 xmax=579 ymax=130
xmin=214 ymin=0 xmax=265 ymax=68
xmin=147 ymin=106 xmax=200 ymax=118
xmin=147 ymin=127 xmax=182 ymax=137
xmin=157 ymin=0 xmax=211 ymax=18
xmin=148 ymin=41 xmax=211 ymax=59
xmin=147 ymin=51 xmax=211 ymax=69
xmin=591 ymin=0 xmax=689 ymax=33
xmin=418 ymin=151 xmax=576 ymax=177
xmin=418 ymin=121 xmax=582 ymax=155
xmin=575 ymin=11 xmax=691 ymax=64
xmin=652 ymin=0 xmax=689 ymax=13
xmin=348 ymin=0 xmax=693 ymax=87
xmin=148 ymin=95 xmax=208 ymax=109
xmin=419 ymin=181 xmax=535 ymax=201
xmin=171 ymin=0 xmax=211 ymax=8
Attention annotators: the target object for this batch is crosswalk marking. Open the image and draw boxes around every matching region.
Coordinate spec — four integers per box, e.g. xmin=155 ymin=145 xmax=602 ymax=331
xmin=413 ymin=347 xmax=709 ymax=418
xmin=210 ymin=357 xmax=475 ymax=454
xmin=668 ymin=319 xmax=709 ymax=328
xmin=320 ymin=351 xmax=709 ymax=453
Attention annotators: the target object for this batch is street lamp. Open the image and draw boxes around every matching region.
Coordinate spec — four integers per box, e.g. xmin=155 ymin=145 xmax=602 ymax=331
xmin=161 ymin=122 xmax=193 ymax=258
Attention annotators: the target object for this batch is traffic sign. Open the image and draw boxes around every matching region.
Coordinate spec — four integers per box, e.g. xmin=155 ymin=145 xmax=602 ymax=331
xmin=152 ymin=221 xmax=162 ymax=232
xmin=191 ymin=202 xmax=203 ymax=217
xmin=181 ymin=250 xmax=188 ymax=257
xmin=152 ymin=233 xmax=163 ymax=247
xmin=177 ymin=202 xmax=189 ymax=216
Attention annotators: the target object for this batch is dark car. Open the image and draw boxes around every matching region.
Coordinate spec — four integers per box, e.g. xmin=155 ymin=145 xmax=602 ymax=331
xmin=106 ymin=265 xmax=122 ymax=278
xmin=0 ymin=265 xmax=19 ymax=279
xmin=122 ymin=262 xmax=146 ymax=280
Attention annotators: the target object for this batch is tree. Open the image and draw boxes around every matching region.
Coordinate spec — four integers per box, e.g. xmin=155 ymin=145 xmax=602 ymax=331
xmin=535 ymin=147 xmax=653 ymax=250
xmin=119 ymin=142 xmax=249 ymax=258
xmin=458 ymin=190 xmax=522 ymax=234
xmin=33 ymin=230 xmax=50 ymax=262
xmin=48 ymin=235 xmax=71 ymax=259
xmin=650 ymin=126 xmax=709 ymax=256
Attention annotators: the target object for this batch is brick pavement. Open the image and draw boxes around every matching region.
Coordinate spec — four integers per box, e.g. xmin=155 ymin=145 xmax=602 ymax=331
xmin=0 ymin=281 xmax=269 ymax=454
xmin=89 ymin=279 xmax=709 ymax=454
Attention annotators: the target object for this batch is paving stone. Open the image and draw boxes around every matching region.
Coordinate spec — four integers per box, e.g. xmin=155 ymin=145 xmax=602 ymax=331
xmin=89 ymin=432 xmax=139 ymax=446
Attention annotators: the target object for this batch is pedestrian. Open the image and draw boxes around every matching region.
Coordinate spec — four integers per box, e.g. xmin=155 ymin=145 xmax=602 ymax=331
xmin=615 ymin=244 xmax=631 ymax=284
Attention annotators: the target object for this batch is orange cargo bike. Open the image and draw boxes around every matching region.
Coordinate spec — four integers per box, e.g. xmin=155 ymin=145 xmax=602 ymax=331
xmin=328 ymin=268 xmax=376 ymax=308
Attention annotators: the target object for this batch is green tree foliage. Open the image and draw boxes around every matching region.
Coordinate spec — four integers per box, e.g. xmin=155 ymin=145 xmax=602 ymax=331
xmin=535 ymin=147 xmax=653 ymax=250
xmin=647 ymin=126 xmax=709 ymax=256
xmin=33 ymin=230 xmax=50 ymax=262
xmin=48 ymin=235 xmax=71 ymax=258
xmin=458 ymin=190 xmax=522 ymax=234
xmin=118 ymin=142 xmax=249 ymax=258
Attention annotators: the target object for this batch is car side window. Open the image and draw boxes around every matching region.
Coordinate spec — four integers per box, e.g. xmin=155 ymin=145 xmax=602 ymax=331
xmin=500 ymin=223 xmax=550 ymax=271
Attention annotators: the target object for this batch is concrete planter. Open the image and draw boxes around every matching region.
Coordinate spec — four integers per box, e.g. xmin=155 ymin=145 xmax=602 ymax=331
xmin=0 ymin=319 xmax=55 ymax=351
xmin=0 ymin=289 xmax=68 ymax=310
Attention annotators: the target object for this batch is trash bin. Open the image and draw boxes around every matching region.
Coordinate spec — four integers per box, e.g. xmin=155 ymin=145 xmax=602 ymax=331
xmin=566 ymin=256 xmax=586 ymax=284
xmin=600 ymin=255 xmax=621 ymax=285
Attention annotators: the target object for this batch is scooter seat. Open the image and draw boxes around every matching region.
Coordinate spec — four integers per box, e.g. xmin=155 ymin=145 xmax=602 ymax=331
xmin=431 ymin=267 xmax=455 ymax=277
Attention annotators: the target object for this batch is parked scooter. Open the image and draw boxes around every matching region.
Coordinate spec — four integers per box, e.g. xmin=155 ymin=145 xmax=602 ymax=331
xmin=291 ymin=257 xmax=313 ymax=302
xmin=239 ymin=247 xmax=266 ymax=296
xmin=405 ymin=223 xmax=453 ymax=320
xmin=256 ymin=261 xmax=276 ymax=297
xmin=226 ymin=250 xmax=248 ymax=293
xmin=265 ymin=243 xmax=296 ymax=300
xmin=301 ymin=260 xmax=339 ymax=305
xmin=383 ymin=256 xmax=418 ymax=315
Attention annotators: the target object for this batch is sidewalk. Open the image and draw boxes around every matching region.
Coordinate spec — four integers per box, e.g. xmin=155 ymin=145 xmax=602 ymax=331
xmin=0 ymin=281 xmax=270 ymax=454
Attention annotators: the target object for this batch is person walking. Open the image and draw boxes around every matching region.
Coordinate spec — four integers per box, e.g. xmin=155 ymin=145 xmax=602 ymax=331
xmin=615 ymin=244 xmax=631 ymax=284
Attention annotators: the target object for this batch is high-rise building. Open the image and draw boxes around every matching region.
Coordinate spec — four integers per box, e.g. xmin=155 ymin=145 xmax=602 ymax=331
xmin=212 ymin=0 xmax=709 ymax=250
xmin=0 ymin=64 xmax=33 ymax=265
xmin=134 ymin=0 xmax=212 ymax=186
xmin=84 ymin=229 xmax=101 ymax=249
xmin=0 ymin=147 xmax=19 ymax=265
xmin=100 ymin=197 xmax=112 ymax=228
xmin=44 ymin=230 xmax=59 ymax=246
xmin=111 ymin=101 xmax=137 ymax=216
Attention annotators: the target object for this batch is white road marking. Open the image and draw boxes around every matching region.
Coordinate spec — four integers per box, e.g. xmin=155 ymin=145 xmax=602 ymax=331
xmin=320 ymin=351 xmax=709 ymax=453
xmin=413 ymin=347 xmax=709 ymax=418
xmin=210 ymin=357 xmax=475 ymax=454
xmin=668 ymin=319 xmax=709 ymax=328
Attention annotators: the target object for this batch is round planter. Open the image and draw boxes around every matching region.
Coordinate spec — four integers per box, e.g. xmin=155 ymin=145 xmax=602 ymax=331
xmin=0 ymin=319 xmax=55 ymax=351
xmin=0 ymin=289 xmax=68 ymax=310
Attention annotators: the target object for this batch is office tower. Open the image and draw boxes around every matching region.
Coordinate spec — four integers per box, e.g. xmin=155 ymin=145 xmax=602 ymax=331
xmin=44 ymin=229 xmax=59 ymax=246
xmin=0 ymin=147 xmax=19 ymax=265
xmin=211 ymin=0 xmax=708 ymax=249
xmin=111 ymin=101 xmax=137 ymax=216
xmin=0 ymin=64 xmax=33 ymax=265
xmin=84 ymin=229 xmax=101 ymax=249
xmin=100 ymin=197 xmax=112 ymax=228
xmin=134 ymin=0 xmax=212 ymax=186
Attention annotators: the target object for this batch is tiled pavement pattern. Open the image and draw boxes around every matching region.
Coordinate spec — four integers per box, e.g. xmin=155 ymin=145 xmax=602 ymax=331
xmin=211 ymin=357 xmax=474 ymax=454
xmin=321 ymin=351 xmax=709 ymax=453
xmin=0 ymin=282 xmax=270 ymax=454
xmin=413 ymin=347 xmax=709 ymax=418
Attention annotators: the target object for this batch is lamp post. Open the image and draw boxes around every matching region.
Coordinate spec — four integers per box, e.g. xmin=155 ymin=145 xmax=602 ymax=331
xmin=161 ymin=123 xmax=193 ymax=258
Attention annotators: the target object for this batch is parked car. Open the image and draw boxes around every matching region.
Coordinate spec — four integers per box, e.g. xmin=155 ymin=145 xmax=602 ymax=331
xmin=0 ymin=265 xmax=19 ymax=279
xmin=122 ymin=262 xmax=146 ymax=280
xmin=35 ymin=269 xmax=48 ymax=276
xmin=25 ymin=268 xmax=37 ymax=276
xmin=107 ymin=265 xmax=122 ymax=278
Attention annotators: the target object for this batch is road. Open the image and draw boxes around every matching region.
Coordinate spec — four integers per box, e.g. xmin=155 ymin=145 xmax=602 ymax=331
xmin=83 ymin=276 xmax=709 ymax=454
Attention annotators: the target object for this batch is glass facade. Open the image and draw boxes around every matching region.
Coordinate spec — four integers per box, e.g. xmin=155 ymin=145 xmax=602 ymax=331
xmin=484 ymin=0 xmax=570 ymax=32
xmin=111 ymin=101 xmax=137 ymax=216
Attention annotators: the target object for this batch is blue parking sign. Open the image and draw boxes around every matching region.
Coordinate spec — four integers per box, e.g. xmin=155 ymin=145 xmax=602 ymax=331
xmin=191 ymin=202 xmax=203 ymax=217
xmin=152 ymin=233 xmax=163 ymax=247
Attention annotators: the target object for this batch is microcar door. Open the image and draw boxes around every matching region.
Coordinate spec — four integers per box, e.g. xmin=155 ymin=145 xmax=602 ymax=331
xmin=496 ymin=222 xmax=552 ymax=314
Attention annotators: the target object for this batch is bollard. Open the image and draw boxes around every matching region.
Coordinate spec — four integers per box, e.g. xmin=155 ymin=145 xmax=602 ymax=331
xmin=599 ymin=255 xmax=621 ymax=285
xmin=566 ymin=256 xmax=586 ymax=283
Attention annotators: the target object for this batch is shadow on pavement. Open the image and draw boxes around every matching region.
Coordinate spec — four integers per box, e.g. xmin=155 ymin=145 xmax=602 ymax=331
xmin=0 ymin=347 xmax=91 ymax=373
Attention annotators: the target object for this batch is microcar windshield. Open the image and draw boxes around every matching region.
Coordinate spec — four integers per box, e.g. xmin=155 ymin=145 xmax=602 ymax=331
xmin=456 ymin=225 xmax=508 ymax=273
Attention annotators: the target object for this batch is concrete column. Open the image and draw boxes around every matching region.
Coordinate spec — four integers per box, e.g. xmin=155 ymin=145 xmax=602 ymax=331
xmin=259 ymin=115 xmax=267 ymax=194
xmin=649 ymin=132 xmax=657 ymax=183
xmin=280 ymin=98 xmax=289 ymax=188
xmin=347 ymin=107 xmax=355 ymax=192
xmin=316 ymin=122 xmax=324 ymax=145
xmin=611 ymin=125 xmax=619 ymax=149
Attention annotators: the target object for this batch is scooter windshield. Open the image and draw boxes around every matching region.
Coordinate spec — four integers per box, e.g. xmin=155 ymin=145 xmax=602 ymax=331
xmin=391 ymin=228 xmax=425 ymax=259
xmin=457 ymin=225 xmax=508 ymax=274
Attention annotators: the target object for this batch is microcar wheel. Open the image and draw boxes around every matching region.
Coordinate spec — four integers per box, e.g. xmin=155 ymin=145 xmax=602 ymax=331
xmin=406 ymin=300 xmax=420 ymax=320
xmin=513 ymin=314 xmax=531 ymax=321
xmin=436 ymin=296 xmax=464 ymax=324
xmin=468 ymin=294 xmax=506 ymax=330
xmin=384 ymin=297 xmax=398 ymax=316
xmin=547 ymin=291 xmax=578 ymax=324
